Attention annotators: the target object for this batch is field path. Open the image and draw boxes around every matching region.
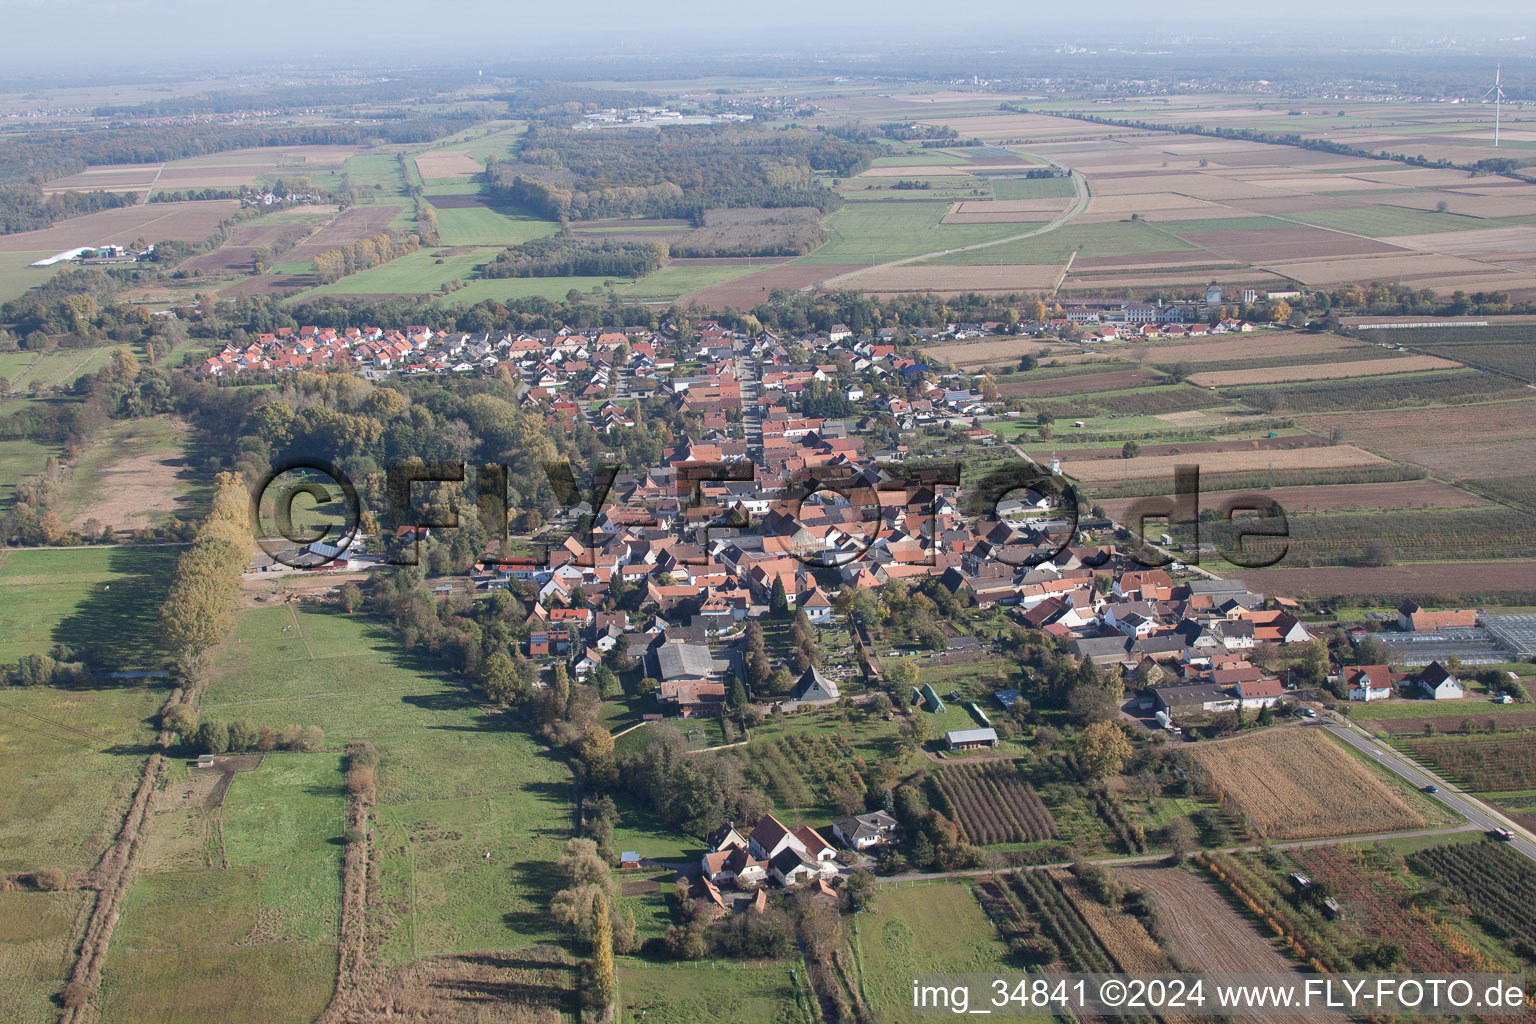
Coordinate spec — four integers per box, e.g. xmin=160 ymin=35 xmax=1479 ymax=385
xmin=140 ymin=164 xmax=165 ymax=204
xmin=801 ymin=158 xmax=1090 ymax=291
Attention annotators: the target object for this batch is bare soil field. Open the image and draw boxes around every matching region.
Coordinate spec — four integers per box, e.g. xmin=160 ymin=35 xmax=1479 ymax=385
xmin=680 ymin=263 xmax=869 ymax=308
xmin=998 ymin=369 xmax=1163 ymax=396
xmin=1064 ymin=444 xmax=1386 ymax=482
xmin=1073 ymin=250 xmax=1244 ymax=269
xmin=857 ymin=263 xmax=1065 ymax=293
xmin=1182 ymin=226 xmax=1406 ymax=263
xmin=1191 ymin=728 xmax=1426 ymax=840
xmin=1239 ymin=560 xmax=1536 ymax=598
xmin=1189 ymin=354 xmax=1460 ymax=387
xmin=1263 ymin=253 xmax=1497 ymax=287
xmin=1382 ymin=194 xmax=1536 ymax=218
xmin=1385 ymin=225 xmax=1536 ymax=265
xmin=1305 ymin=400 xmax=1536 ymax=481
xmin=1107 ymin=480 xmax=1483 ymax=521
xmin=1375 ymin=711 xmax=1536 ymax=735
xmin=0 ymin=200 xmax=240 ymax=253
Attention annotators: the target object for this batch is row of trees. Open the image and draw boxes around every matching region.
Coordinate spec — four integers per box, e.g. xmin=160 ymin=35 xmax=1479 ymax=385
xmin=158 ymin=472 xmax=250 ymax=679
xmin=311 ymin=230 xmax=423 ymax=285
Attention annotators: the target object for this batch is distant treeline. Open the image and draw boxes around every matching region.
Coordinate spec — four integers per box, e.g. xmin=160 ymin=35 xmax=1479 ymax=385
xmin=482 ymin=237 xmax=669 ymax=279
xmin=0 ymin=185 xmax=137 ymax=236
xmin=0 ymin=114 xmax=485 ymax=186
xmin=90 ymin=72 xmax=487 ymax=118
xmin=485 ymin=123 xmax=876 ymax=223
xmin=149 ymin=188 xmax=242 ymax=203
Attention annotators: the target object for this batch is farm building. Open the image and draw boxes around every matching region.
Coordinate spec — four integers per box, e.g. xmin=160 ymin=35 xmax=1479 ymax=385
xmin=946 ymin=727 xmax=999 ymax=751
xmin=919 ymin=683 xmax=946 ymax=713
xmin=1396 ymin=601 xmax=1479 ymax=632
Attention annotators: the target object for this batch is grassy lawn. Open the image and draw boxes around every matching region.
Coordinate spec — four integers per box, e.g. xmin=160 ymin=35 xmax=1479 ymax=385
xmin=344 ymin=153 xmax=408 ymax=193
xmin=436 ymin=275 xmax=627 ymax=305
xmin=615 ymin=262 xmax=764 ymax=300
xmin=796 ymin=202 xmax=1020 ymax=264
xmin=1350 ymin=698 xmax=1536 ymax=720
xmin=919 ymin=219 xmax=1198 ymax=266
xmin=0 ymin=890 xmax=91 ymax=1024
xmin=991 ymin=176 xmax=1078 ymax=200
xmin=850 ymin=880 xmax=1045 ymax=1022
xmin=0 ymin=436 xmax=59 ymax=508
xmin=616 ymin=957 xmax=812 ymax=1023
xmin=298 ymin=245 xmax=500 ymax=297
xmin=0 ymin=346 xmax=115 ymax=391
xmin=203 ymin=605 xmax=573 ymax=959
xmin=429 ymin=201 xmax=560 ymax=246
xmin=0 ymin=546 xmax=180 ymax=667
xmin=0 ymin=251 xmax=64 ymax=303
xmin=1286 ymin=206 xmax=1494 ymax=237
xmin=0 ymin=682 xmax=165 ymax=874
xmin=99 ymin=943 xmax=338 ymax=1024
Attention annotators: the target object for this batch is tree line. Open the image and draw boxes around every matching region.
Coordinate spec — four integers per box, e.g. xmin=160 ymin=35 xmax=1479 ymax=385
xmin=0 ymin=184 xmax=138 ymax=237
xmin=158 ymin=471 xmax=251 ymax=680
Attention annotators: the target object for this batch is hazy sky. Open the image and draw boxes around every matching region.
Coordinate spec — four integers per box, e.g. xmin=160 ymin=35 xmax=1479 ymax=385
xmin=5 ymin=0 xmax=1534 ymax=72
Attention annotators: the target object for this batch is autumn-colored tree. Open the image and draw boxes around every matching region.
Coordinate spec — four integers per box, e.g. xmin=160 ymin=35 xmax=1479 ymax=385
xmin=1077 ymin=721 xmax=1132 ymax=780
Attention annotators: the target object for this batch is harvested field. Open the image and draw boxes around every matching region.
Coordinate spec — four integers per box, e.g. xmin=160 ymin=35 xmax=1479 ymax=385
xmin=1063 ymin=444 xmax=1386 ymax=482
xmin=922 ymin=336 xmax=1080 ymax=368
xmin=1302 ymin=399 xmax=1536 ymax=480
xmin=1118 ymin=867 xmax=1299 ymax=1005
xmin=1060 ymin=269 xmax=1288 ymax=291
xmin=413 ymin=150 xmax=485 ymax=180
xmin=0 ymin=201 xmax=240 ymax=253
xmin=41 ymin=145 xmax=360 ymax=195
xmin=1188 ymin=354 xmax=1460 ymax=387
xmin=328 ymin=948 xmax=572 ymax=1022
xmin=286 ymin=205 xmax=406 ymax=258
xmin=857 ymin=263 xmax=1065 ymax=293
xmin=1084 ymin=193 xmax=1221 ymax=215
xmin=1240 ymin=560 xmax=1536 ymax=599
xmin=1099 ymin=479 xmax=1485 ymax=522
xmin=998 ymin=369 xmax=1162 ymax=396
xmin=1147 ymin=333 xmax=1362 ymax=364
xmin=1190 ymin=728 xmax=1426 ymax=840
xmin=176 ymin=219 xmax=324 ymax=275
xmin=680 ymin=262 xmax=869 ymax=308
xmin=1073 ymin=249 xmax=1243 ymax=269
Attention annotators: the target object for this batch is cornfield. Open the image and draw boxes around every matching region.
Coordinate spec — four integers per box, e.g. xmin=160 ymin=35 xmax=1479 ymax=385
xmin=1190 ymin=729 xmax=1426 ymax=840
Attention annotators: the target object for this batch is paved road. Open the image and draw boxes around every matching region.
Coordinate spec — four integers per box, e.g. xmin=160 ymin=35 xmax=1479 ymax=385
xmin=1324 ymin=719 xmax=1536 ymax=864
xmin=801 ymin=158 xmax=1091 ymax=292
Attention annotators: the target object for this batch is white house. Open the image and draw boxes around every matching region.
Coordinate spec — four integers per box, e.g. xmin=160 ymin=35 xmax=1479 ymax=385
xmin=1343 ymin=665 xmax=1393 ymax=701
xmin=1417 ymin=661 xmax=1464 ymax=700
xmin=832 ymin=810 xmax=898 ymax=850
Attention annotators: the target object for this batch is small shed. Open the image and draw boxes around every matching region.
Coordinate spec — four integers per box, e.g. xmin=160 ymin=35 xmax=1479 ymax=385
xmin=619 ymin=851 xmax=642 ymax=871
xmin=196 ymin=754 xmax=215 ymax=769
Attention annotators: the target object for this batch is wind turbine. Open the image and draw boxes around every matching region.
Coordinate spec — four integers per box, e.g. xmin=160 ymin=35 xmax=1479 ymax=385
xmin=1485 ymin=64 xmax=1506 ymax=147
